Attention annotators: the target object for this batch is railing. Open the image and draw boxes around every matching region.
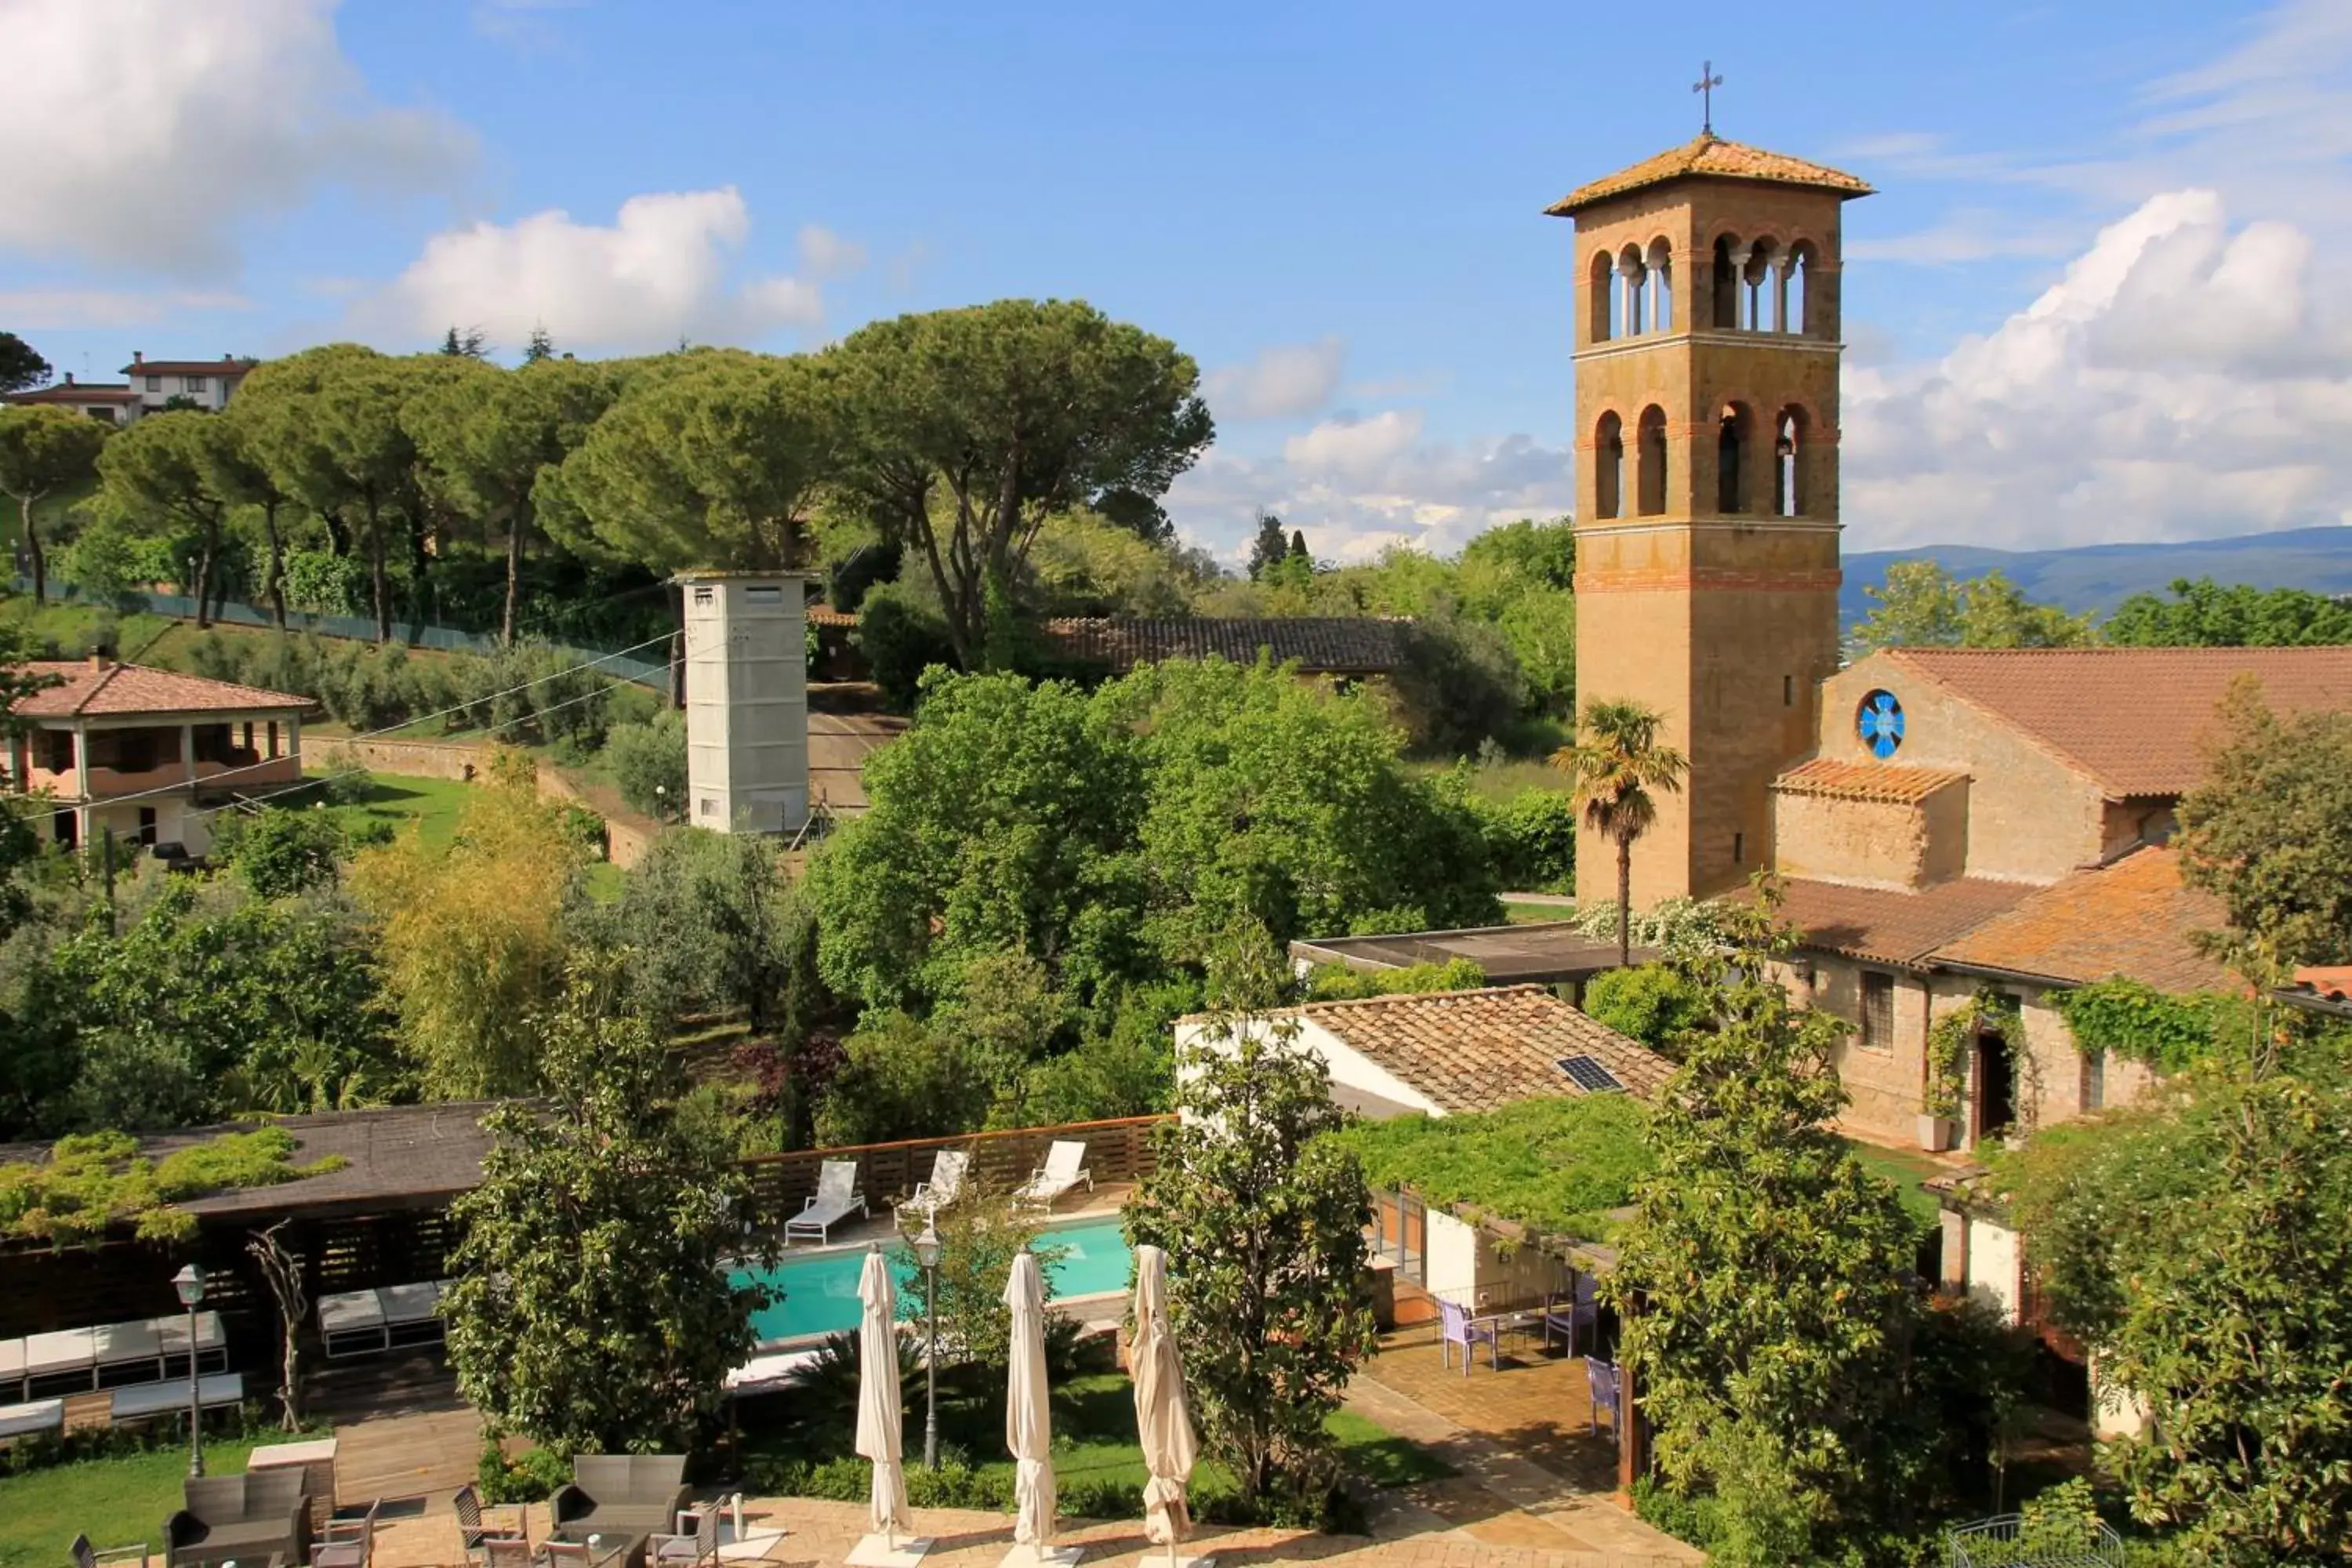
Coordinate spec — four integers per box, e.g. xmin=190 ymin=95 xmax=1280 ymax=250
xmin=739 ymin=1115 xmax=1171 ymax=1229
xmin=1946 ymin=1513 xmax=2125 ymax=1568
xmin=13 ymin=577 xmax=672 ymax=690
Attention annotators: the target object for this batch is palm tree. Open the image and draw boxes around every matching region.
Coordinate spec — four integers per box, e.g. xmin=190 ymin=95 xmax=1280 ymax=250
xmin=1553 ymin=698 xmax=1689 ymax=967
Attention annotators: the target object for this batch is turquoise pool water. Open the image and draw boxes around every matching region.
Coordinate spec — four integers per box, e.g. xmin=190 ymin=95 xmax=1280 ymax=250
xmin=735 ymin=1218 xmax=1134 ymax=1345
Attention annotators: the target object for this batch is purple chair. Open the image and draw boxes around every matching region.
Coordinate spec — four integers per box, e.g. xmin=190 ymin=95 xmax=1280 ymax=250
xmin=1587 ymin=1357 xmax=1623 ymax=1438
xmin=1541 ymin=1273 xmax=1599 ymax=1356
xmin=1437 ymin=1298 xmax=1500 ymax=1375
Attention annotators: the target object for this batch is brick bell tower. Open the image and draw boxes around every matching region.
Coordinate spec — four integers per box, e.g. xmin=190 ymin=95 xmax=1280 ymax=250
xmin=1547 ymin=132 xmax=1872 ymax=907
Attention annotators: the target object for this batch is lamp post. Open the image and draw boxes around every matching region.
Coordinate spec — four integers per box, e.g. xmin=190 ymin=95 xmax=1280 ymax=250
xmin=171 ymin=1262 xmax=208 ymax=1478
xmin=913 ymin=1219 xmax=942 ymax=1470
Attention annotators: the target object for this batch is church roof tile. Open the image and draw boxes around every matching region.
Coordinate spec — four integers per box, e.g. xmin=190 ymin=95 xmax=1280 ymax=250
xmin=1772 ymin=758 xmax=1967 ymax=804
xmin=1544 ymin=133 xmax=1874 ymax=216
xmin=1765 ymin=876 xmax=2037 ymax=968
xmin=1929 ymin=846 xmax=2230 ymax=992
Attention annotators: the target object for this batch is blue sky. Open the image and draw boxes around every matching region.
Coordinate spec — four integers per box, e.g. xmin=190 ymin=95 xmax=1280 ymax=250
xmin=4 ymin=0 xmax=2347 ymax=559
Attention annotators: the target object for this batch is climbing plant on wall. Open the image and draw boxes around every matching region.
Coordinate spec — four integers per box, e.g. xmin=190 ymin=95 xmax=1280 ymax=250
xmin=1922 ymin=990 xmax=2022 ymax=1120
xmin=2051 ymin=978 xmax=2237 ymax=1073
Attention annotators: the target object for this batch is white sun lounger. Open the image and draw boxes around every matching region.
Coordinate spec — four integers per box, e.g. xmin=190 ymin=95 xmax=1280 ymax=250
xmin=783 ymin=1160 xmax=867 ymax=1247
xmin=23 ymin=1327 xmax=96 ymax=1394
xmin=0 ymin=1338 xmax=24 ymax=1402
xmin=154 ymin=1309 xmax=227 ymax=1374
xmin=379 ymin=1281 xmax=446 ymax=1348
xmin=0 ymin=1397 xmax=62 ymax=1439
xmin=319 ymin=1289 xmax=390 ymax=1359
xmin=91 ymin=1319 xmax=165 ymax=1386
xmin=893 ymin=1148 xmax=970 ymax=1225
xmin=110 ymin=1371 xmax=241 ymax=1421
xmin=1014 ymin=1140 xmax=1094 ymax=1211
xmin=723 ymin=1349 xmax=822 ymax=1397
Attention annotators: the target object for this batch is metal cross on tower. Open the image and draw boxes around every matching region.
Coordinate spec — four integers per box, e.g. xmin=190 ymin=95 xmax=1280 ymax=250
xmin=1693 ymin=61 xmax=1724 ymax=136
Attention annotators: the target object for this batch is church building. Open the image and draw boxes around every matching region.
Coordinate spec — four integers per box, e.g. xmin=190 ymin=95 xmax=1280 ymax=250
xmin=1550 ymin=132 xmax=2352 ymax=1152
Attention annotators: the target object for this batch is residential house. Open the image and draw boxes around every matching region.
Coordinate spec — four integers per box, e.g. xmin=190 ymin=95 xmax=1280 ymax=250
xmin=6 ymin=656 xmax=313 ymax=855
xmin=121 ymin=352 xmax=256 ymax=416
xmin=5 ymin=373 xmax=140 ymax=425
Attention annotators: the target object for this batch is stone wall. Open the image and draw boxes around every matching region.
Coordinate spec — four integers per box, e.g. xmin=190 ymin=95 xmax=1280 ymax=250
xmin=1773 ymin=785 xmax=1969 ymax=890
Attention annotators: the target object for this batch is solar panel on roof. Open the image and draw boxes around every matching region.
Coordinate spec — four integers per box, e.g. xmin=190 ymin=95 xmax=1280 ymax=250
xmin=1555 ymin=1054 xmax=1625 ymax=1094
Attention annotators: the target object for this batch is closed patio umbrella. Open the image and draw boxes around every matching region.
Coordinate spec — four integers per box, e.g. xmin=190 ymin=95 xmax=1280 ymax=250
xmin=1131 ymin=1244 xmax=1202 ymax=1566
xmin=1003 ymin=1247 xmax=1068 ymax=1561
xmin=855 ymin=1246 xmax=916 ymax=1550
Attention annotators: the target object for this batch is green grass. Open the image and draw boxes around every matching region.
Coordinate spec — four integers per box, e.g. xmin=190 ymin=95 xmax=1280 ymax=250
xmin=1843 ymin=1137 xmax=1945 ymax=1228
xmin=1407 ymin=757 xmax=1568 ymax=804
xmin=318 ymin=770 xmax=480 ymax=847
xmin=1504 ymin=899 xmax=1573 ymax=925
xmin=0 ymin=1438 xmax=263 ymax=1568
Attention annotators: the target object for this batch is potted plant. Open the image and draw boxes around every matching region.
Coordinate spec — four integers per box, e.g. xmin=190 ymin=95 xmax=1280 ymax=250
xmin=1920 ymin=1008 xmax=1973 ymax=1151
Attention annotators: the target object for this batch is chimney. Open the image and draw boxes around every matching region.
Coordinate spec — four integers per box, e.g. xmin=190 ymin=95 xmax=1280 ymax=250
xmin=87 ymin=652 xmax=110 ymax=671
xmin=63 ymin=372 xmax=74 ymax=386
xmin=132 ymin=350 xmax=143 ymax=365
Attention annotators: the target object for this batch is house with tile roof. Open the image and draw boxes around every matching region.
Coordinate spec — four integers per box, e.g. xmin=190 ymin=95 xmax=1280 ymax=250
xmin=3 ymin=354 xmax=257 ymax=426
xmin=1756 ymin=644 xmax=2350 ymax=1152
xmin=5 ymin=655 xmax=313 ymax=856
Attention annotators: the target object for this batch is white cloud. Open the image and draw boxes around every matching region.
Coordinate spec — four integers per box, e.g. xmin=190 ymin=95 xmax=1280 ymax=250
xmin=0 ymin=289 xmax=251 ymax=328
xmin=0 ymin=0 xmax=474 ymax=274
xmin=1205 ymin=337 xmax=1348 ymax=421
xmin=797 ymin=225 xmax=868 ymax=281
xmin=366 ymin=187 xmax=828 ymax=353
xmin=1167 ymin=412 xmax=1573 ymax=563
xmin=1845 ymin=189 xmax=2352 ymax=549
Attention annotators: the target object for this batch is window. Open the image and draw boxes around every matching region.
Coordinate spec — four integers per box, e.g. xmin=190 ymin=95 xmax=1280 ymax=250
xmin=1733 ymin=831 xmax=1744 ymax=864
xmin=692 ymin=586 xmax=714 ymax=606
xmin=1370 ymin=1191 xmax=1426 ymax=1285
xmin=1783 ymin=673 xmax=1795 ymax=707
xmin=746 ymin=585 xmax=784 ymax=604
xmin=1860 ymin=971 xmax=1896 ymax=1051
xmin=2081 ymin=1049 xmax=2106 ymax=1112
xmin=137 ymin=808 xmax=158 ymax=848
xmin=145 ymin=376 xmax=162 ymax=393
xmin=36 ymin=730 xmax=74 ymax=772
xmin=184 ymin=376 xmax=207 ymax=394
xmin=699 ymin=797 xmax=719 ymax=818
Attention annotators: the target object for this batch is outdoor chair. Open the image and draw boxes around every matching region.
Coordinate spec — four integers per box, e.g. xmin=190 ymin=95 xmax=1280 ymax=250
xmin=783 ymin=1160 xmax=867 ymax=1247
xmin=551 ymin=1454 xmax=692 ymax=1537
xmin=648 ymin=1506 xmax=719 ymax=1568
xmin=71 ymin=1534 xmax=150 ymax=1568
xmin=453 ymin=1483 xmax=529 ymax=1568
xmin=163 ymin=1468 xmax=310 ymax=1568
xmin=1437 ymin=1298 xmax=1500 ymax=1375
xmin=1541 ymin=1275 xmax=1599 ymax=1357
xmin=538 ymin=1541 xmax=626 ymax=1568
xmin=310 ymin=1500 xmax=379 ymax=1568
xmin=481 ymin=1540 xmax=535 ymax=1568
xmin=893 ymin=1149 xmax=970 ymax=1225
xmin=1587 ymin=1357 xmax=1623 ymax=1439
xmin=1013 ymin=1140 xmax=1094 ymax=1212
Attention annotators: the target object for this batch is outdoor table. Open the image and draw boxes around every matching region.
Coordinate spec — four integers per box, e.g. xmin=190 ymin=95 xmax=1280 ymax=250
xmin=547 ymin=1526 xmax=642 ymax=1568
xmin=174 ymin=1552 xmax=287 ymax=1568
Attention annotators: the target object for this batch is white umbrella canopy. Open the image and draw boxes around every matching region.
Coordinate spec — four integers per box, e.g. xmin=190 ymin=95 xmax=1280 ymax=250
xmin=1131 ymin=1244 xmax=1200 ymax=1552
xmin=1003 ymin=1248 xmax=1058 ymax=1548
xmin=855 ymin=1247 xmax=915 ymax=1541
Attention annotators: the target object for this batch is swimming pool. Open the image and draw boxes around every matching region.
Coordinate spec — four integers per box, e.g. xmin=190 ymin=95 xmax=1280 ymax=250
xmin=734 ymin=1217 xmax=1134 ymax=1345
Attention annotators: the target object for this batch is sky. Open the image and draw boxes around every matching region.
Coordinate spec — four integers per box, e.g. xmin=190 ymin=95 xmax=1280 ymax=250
xmin=2 ymin=0 xmax=2348 ymax=564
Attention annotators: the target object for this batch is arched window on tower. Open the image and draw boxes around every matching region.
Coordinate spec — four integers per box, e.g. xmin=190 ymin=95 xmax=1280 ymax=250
xmin=1588 ymin=251 xmax=1617 ymax=343
xmin=1775 ymin=407 xmax=1806 ymax=516
xmin=1711 ymin=237 xmax=1739 ymax=329
xmin=1785 ymin=242 xmax=1816 ymax=336
xmin=1743 ymin=240 xmax=1777 ymax=333
xmin=1636 ymin=406 xmax=1668 ymax=515
xmin=1646 ymin=238 xmax=1674 ymax=332
xmin=1618 ymin=245 xmax=1648 ymax=335
xmin=1595 ymin=412 xmax=1624 ymax=519
xmin=1718 ymin=404 xmax=1751 ymax=514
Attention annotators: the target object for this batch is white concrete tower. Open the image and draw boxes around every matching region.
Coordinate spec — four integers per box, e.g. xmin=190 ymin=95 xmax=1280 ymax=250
xmin=677 ymin=570 xmax=811 ymax=834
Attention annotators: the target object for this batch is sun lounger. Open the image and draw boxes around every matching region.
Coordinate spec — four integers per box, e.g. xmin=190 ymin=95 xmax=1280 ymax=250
xmin=782 ymin=1160 xmax=866 ymax=1247
xmin=722 ymin=1349 xmax=821 ymax=1396
xmin=378 ymin=1282 xmax=445 ymax=1348
xmin=0 ymin=1397 xmax=63 ymax=1439
xmin=93 ymin=1319 xmax=165 ymax=1386
xmin=0 ymin=1338 xmax=24 ymax=1401
xmin=1013 ymin=1139 xmax=1093 ymax=1211
xmin=111 ymin=1371 xmax=242 ymax=1422
xmin=154 ymin=1311 xmax=227 ymax=1375
xmin=893 ymin=1148 xmax=969 ymax=1225
xmin=319 ymin=1290 xmax=389 ymax=1359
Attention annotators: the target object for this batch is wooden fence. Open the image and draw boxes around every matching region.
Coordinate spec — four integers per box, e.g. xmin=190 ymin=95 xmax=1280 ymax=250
xmin=740 ymin=1116 xmax=1171 ymax=1229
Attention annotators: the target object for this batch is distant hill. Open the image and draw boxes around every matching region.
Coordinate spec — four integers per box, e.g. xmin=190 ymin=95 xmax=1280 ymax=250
xmin=1841 ymin=528 xmax=2352 ymax=630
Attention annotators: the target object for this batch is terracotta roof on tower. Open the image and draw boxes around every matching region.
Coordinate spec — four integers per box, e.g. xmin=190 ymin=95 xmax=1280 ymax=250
xmin=1766 ymin=876 xmax=2036 ymax=968
xmin=1545 ymin=133 xmax=1875 ymax=216
xmin=1929 ymin=846 xmax=2230 ymax=992
xmin=1289 ymin=985 xmax=1674 ymax=1112
xmin=1886 ymin=646 xmax=2352 ymax=799
xmin=14 ymin=661 xmax=314 ymax=718
xmin=1772 ymin=758 xmax=1967 ymax=804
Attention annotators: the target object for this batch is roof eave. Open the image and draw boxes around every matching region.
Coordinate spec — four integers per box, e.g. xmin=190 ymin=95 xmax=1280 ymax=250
xmin=1544 ymin=168 xmax=1877 ymax=220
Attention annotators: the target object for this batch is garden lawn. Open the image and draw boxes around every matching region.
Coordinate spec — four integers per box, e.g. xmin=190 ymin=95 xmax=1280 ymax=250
xmin=1504 ymin=899 xmax=1573 ymax=924
xmin=0 ymin=1437 xmax=263 ymax=1568
xmin=317 ymin=770 xmax=479 ymax=847
xmin=1842 ymin=1137 xmax=1944 ymax=1228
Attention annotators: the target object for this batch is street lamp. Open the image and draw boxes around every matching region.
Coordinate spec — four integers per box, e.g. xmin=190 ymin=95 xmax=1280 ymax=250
xmin=912 ymin=1219 xmax=942 ymax=1470
xmin=170 ymin=1263 xmax=208 ymax=1478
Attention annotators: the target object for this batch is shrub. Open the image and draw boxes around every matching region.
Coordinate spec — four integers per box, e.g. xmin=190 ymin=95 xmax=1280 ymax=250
xmin=280 ymin=550 xmax=369 ymax=615
xmin=1582 ymin=962 xmax=1711 ymax=1054
xmin=856 ymin=590 xmax=958 ymax=710
xmin=1302 ymin=959 xmax=1486 ymax=1001
xmin=604 ymin=710 xmax=687 ymax=819
xmin=477 ymin=1437 xmax=573 ymax=1504
xmin=1471 ymin=787 xmax=1577 ymax=892
xmin=220 ymin=807 xmax=348 ymax=897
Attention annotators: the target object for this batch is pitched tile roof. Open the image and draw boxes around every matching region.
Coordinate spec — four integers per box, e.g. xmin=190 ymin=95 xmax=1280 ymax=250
xmin=1042 ymin=617 xmax=1406 ymax=675
xmin=1294 ymin=985 xmax=1674 ymax=1112
xmin=2292 ymin=966 xmax=2352 ymax=1003
xmin=1886 ymin=646 xmax=2352 ymax=798
xmin=8 ymin=383 xmax=137 ymax=405
xmin=15 ymin=661 xmax=314 ymax=718
xmin=1767 ymin=876 xmax=2037 ymax=967
xmin=1772 ymin=758 xmax=1968 ymax=804
xmin=1930 ymin=847 xmax=2232 ymax=992
xmin=121 ymin=358 xmax=256 ymax=377
xmin=1545 ymin=133 xmax=1875 ymax=216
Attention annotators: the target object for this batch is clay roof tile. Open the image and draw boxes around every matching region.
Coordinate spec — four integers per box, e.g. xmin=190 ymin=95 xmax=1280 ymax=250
xmin=1545 ymin=133 xmax=1874 ymax=216
xmin=1290 ymin=985 xmax=1674 ymax=1112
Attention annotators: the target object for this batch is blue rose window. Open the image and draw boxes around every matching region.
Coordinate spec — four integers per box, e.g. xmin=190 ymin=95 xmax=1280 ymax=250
xmin=1857 ymin=689 xmax=1905 ymax=759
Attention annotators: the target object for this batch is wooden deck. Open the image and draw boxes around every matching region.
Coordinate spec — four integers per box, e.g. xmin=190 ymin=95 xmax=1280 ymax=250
xmin=308 ymin=1352 xmax=484 ymax=1508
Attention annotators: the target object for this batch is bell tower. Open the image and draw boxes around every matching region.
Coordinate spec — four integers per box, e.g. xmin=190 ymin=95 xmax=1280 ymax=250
xmin=1547 ymin=133 xmax=1871 ymax=906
